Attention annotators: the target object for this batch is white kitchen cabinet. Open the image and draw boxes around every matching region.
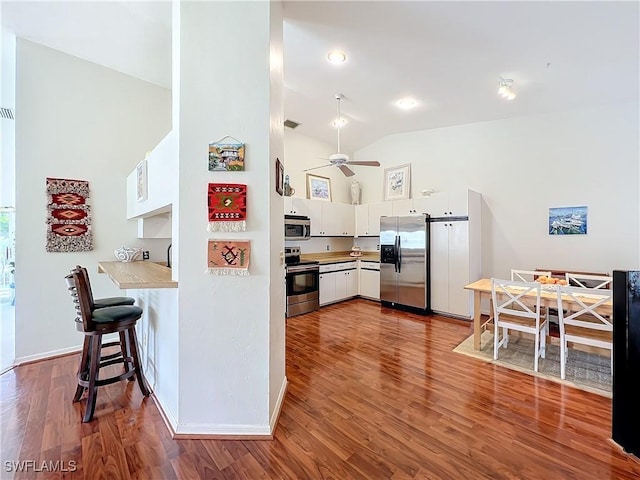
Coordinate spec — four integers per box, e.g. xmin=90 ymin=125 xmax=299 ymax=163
xmin=332 ymin=203 xmax=355 ymax=236
xmin=391 ymin=197 xmax=433 ymax=216
xmin=308 ymin=200 xmax=354 ymax=236
xmin=359 ymin=261 xmax=380 ymax=300
xmin=319 ymin=262 xmax=358 ymax=305
xmin=319 ymin=271 xmax=336 ymax=306
xmin=429 ymin=190 xmax=481 ymax=318
xmin=284 ymin=197 xmax=309 ymax=216
xmin=355 ymin=202 xmax=392 ymax=236
xmin=428 ymin=190 xmax=472 ymax=217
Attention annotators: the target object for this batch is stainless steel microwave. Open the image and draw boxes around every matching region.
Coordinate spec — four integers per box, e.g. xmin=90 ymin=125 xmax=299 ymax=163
xmin=284 ymin=215 xmax=311 ymax=240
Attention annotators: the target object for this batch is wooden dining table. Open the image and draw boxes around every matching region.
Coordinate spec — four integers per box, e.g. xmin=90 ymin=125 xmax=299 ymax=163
xmin=464 ymin=278 xmax=613 ymax=350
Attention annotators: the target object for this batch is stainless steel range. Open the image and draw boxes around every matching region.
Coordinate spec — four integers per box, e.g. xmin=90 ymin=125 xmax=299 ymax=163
xmin=285 ymin=246 xmax=320 ymax=317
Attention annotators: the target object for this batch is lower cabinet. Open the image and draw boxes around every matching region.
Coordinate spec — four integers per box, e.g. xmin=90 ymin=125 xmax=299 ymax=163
xmin=319 ymin=262 xmax=358 ymax=306
xmin=359 ymin=261 xmax=380 ymax=300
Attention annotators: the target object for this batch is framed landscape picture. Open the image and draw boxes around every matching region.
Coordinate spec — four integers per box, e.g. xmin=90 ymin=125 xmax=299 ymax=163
xmin=208 ymin=137 xmax=245 ymax=171
xmin=549 ymin=206 xmax=588 ymax=235
xmin=306 ymin=173 xmax=332 ymax=201
xmin=383 ymin=163 xmax=411 ymax=200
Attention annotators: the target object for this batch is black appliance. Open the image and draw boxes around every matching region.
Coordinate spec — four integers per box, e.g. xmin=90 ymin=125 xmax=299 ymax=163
xmin=285 ymin=246 xmax=319 ymax=317
xmin=612 ymin=270 xmax=640 ymax=457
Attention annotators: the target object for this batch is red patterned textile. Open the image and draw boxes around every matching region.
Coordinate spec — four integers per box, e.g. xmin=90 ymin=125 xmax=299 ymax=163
xmin=46 ymin=177 xmax=93 ymax=252
xmin=207 ymin=183 xmax=247 ymax=232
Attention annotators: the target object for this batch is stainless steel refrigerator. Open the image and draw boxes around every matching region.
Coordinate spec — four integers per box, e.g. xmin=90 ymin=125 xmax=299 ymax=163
xmin=379 ymin=214 xmax=431 ymax=314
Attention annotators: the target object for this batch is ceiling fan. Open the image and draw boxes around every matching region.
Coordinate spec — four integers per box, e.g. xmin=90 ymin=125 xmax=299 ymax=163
xmin=304 ymin=94 xmax=380 ymax=177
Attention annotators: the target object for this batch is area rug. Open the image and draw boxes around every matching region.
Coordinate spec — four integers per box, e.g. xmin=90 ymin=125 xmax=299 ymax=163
xmin=453 ymin=331 xmax=612 ymax=397
xmin=45 ymin=177 xmax=93 ymax=252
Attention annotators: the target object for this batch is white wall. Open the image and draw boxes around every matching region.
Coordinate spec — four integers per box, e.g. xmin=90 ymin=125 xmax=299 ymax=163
xmin=1 ymin=29 xmax=16 ymax=206
xmin=173 ymin=1 xmax=285 ymax=435
xmin=14 ymin=39 xmax=171 ymax=361
xmin=354 ymin=103 xmax=639 ymax=277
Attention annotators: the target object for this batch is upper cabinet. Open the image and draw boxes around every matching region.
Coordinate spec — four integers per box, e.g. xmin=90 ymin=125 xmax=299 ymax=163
xmin=390 ymin=190 xmax=475 ymax=218
xmin=284 ymin=197 xmax=309 ymax=217
xmin=390 ymin=197 xmax=433 ymax=216
xmin=308 ymin=200 xmax=354 ymax=236
xmin=127 ymin=131 xmax=177 ymax=220
xmin=427 ymin=190 xmax=472 ymax=217
xmin=356 ymin=202 xmax=393 ymax=236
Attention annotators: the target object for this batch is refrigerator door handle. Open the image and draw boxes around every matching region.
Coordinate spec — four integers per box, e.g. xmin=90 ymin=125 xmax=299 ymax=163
xmin=393 ymin=236 xmax=399 ymax=273
xmin=396 ymin=235 xmax=402 ymax=273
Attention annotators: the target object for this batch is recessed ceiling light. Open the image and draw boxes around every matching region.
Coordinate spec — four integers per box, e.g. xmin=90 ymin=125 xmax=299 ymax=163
xmin=327 ymin=50 xmax=347 ymax=64
xmin=395 ymin=98 xmax=418 ymax=110
xmin=332 ymin=117 xmax=347 ymax=128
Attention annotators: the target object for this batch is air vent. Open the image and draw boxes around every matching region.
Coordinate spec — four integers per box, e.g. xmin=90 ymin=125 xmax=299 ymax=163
xmin=0 ymin=107 xmax=15 ymax=120
xmin=284 ymin=119 xmax=300 ymax=129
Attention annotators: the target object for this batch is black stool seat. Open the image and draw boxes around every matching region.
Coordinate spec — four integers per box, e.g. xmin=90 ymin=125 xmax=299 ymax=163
xmin=66 ymin=267 xmax=150 ymax=423
xmin=75 ymin=265 xmax=135 ymax=310
xmin=93 ymin=296 xmax=136 ymax=309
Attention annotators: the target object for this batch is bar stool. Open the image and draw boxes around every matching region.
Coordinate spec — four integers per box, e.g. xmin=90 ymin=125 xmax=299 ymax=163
xmin=74 ymin=265 xmax=136 ymax=309
xmin=65 ymin=267 xmax=150 ymax=422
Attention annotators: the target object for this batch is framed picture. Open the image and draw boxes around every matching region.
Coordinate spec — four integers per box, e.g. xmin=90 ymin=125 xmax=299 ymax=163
xmin=136 ymin=159 xmax=147 ymax=202
xmin=208 ymin=136 xmax=245 ymax=171
xmin=383 ymin=163 xmax=411 ymax=201
xmin=306 ymin=173 xmax=332 ymax=202
xmin=549 ymin=206 xmax=588 ymax=235
xmin=275 ymin=158 xmax=284 ymax=196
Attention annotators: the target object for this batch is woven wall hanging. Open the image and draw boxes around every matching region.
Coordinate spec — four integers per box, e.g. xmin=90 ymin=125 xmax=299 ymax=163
xmin=45 ymin=177 xmax=93 ymax=252
xmin=207 ymin=239 xmax=250 ymax=275
xmin=207 ymin=183 xmax=247 ymax=232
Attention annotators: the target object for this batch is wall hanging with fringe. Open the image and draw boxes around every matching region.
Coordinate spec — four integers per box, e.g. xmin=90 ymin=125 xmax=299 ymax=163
xmin=208 ymin=183 xmax=247 ymax=232
xmin=45 ymin=177 xmax=93 ymax=252
xmin=207 ymin=239 xmax=250 ymax=275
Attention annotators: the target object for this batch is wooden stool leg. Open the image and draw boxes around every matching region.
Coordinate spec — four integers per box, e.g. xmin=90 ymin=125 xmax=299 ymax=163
xmin=83 ymin=335 xmax=102 ymax=423
xmin=127 ymin=326 xmax=150 ymax=397
xmin=119 ymin=331 xmax=134 ymax=381
xmin=73 ymin=336 xmax=90 ymax=402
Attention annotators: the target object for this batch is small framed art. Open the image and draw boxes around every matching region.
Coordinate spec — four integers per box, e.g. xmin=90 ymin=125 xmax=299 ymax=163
xmin=208 ymin=136 xmax=245 ymax=171
xmin=275 ymin=158 xmax=284 ymax=196
xmin=306 ymin=173 xmax=332 ymax=202
xmin=136 ymin=159 xmax=147 ymax=202
xmin=383 ymin=163 xmax=411 ymax=201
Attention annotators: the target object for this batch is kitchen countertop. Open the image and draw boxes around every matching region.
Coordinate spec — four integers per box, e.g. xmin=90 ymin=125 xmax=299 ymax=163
xmin=300 ymin=251 xmax=380 ymax=264
xmin=98 ymin=261 xmax=178 ymax=289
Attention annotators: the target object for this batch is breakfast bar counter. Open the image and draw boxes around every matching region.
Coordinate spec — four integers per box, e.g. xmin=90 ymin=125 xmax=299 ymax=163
xmin=98 ymin=261 xmax=177 ymax=289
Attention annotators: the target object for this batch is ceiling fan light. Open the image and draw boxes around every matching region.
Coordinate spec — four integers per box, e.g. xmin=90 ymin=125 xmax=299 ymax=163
xmin=327 ymin=50 xmax=347 ymax=64
xmin=396 ymin=97 xmax=418 ymax=110
xmin=332 ymin=117 xmax=347 ymax=128
xmin=498 ymin=78 xmax=516 ymax=100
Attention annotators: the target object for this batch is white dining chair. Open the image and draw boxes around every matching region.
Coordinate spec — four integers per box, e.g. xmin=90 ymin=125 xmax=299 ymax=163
xmin=511 ymin=269 xmax=551 ymax=282
xmin=556 ymin=285 xmax=613 ymax=380
xmin=565 ymin=272 xmax=612 ymax=290
xmin=492 ymin=278 xmax=548 ymax=372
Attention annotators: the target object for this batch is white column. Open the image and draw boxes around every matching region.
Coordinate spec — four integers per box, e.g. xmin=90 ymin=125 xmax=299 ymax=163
xmin=174 ymin=0 xmax=285 ymax=435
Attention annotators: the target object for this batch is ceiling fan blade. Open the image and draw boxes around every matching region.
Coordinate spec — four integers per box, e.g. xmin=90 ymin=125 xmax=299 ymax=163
xmin=338 ymin=165 xmax=355 ymax=177
xmin=303 ymin=164 xmax=332 ymax=172
xmin=345 ymin=160 xmax=380 ymax=166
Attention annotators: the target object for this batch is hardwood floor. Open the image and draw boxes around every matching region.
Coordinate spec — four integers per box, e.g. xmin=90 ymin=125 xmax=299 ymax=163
xmin=1 ymin=298 xmax=639 ymax=479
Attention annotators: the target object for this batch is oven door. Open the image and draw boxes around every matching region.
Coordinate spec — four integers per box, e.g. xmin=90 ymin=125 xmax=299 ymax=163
xmin=286 ymin=265 xmax=319 ymax=317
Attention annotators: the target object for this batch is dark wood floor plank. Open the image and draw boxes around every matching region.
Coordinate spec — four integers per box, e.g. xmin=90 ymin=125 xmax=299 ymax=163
xmin=2 ymin=298 xmax=640 ymax=479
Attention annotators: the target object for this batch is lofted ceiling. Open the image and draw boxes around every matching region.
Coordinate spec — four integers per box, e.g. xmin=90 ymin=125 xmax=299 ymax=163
xmin=2 ymin=1 xmax=638 ymax=153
